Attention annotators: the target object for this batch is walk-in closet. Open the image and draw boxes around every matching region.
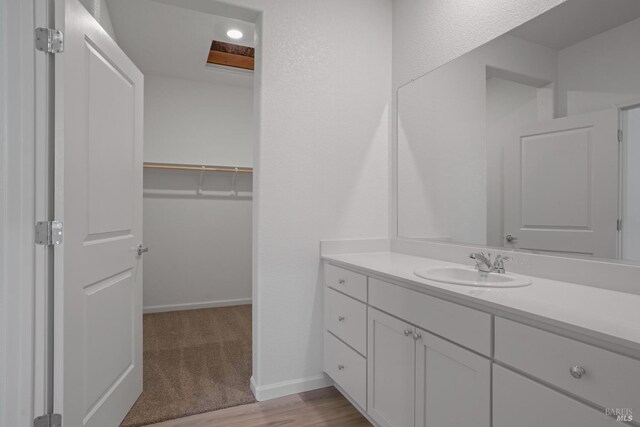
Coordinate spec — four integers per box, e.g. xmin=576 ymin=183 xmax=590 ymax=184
xmin=99 ymin=0 xmax=256 ymax=425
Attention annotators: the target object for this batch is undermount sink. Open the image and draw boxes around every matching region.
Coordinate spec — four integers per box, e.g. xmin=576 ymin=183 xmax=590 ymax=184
xmin=414 ymin=266 xmax=532 ymax=288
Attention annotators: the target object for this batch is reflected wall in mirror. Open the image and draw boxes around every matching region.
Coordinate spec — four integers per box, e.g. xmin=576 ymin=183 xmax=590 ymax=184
xmin=397 ymin=0 xmax=640 ymax=262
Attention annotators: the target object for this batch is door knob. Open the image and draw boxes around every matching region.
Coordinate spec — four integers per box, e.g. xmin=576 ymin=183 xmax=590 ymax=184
xmin=137 ymin=244 xmax=149 ymax=256
xmin=505 ymin=234 xmax=518 ymax=243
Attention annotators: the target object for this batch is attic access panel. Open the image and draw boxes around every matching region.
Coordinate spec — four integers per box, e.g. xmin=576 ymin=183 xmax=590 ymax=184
xmin=207 ymin=40 xmax=255 ymax=71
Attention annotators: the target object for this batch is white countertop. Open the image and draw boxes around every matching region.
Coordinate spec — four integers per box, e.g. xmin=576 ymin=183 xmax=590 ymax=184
xmin=322 ymin=251 xmax=640 ymax=355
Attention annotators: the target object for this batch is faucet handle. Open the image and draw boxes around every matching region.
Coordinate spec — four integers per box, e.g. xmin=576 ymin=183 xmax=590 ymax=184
xmin=492 ymin=254 xmax=511 ymax=273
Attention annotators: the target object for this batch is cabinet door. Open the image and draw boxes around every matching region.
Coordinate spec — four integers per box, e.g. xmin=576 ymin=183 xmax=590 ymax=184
xmin=415 ymin=328 xmax=490 ymax=427
xmin=494 ymin=365 xmax=621 ymax=427
xmin=368 ymin=308 xmax=416 ymax=427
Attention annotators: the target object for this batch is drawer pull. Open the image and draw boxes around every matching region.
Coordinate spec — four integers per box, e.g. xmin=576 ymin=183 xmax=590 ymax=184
xmin=413 ymin=331 xmax=422 ymax=341
xmin=569 ymin=366 xmax=586 ymax=379
xmin=403 ymin=329 xmax=413 ymax=336
xmin=338 ymin=279 xmax=346 ymax=284
xmin=338 ymin=316 xmax=345 ymax=322
xmin=338 ymin=364 xmax=345 ymax=371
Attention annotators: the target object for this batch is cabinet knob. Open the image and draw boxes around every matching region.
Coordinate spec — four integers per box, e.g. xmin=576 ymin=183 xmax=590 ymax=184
xmin=569 ymin=366 xmax=586 ymax=379
xmin=413 ymin=332 xmax=422 ymax=341
xmin=403 ymin=329 xmax=412 ymax=336
xmin=338 ymin=364 xmax=345 ymax=371
xmin=338 ymin=279 xmax=346 ymax=284
xmin=338 ymin=316 xmax=345 ymax=322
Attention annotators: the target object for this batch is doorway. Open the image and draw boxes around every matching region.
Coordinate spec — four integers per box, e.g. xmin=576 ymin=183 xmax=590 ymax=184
xmin=621 ymin=104 xmax=640 ymax=261
xmin=101 ymin=0 xmax=257 ymax=425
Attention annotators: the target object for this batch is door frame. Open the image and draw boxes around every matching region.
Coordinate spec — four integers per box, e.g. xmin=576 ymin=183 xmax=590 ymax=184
xmin=618 ymin=100 xmax=640 ymax=260
xmin=1 ymin=0 xmax=51 ymax=426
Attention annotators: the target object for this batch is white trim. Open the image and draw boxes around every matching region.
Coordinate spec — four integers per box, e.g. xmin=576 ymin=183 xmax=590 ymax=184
xmin=249 ymin=374 xmax=332 ymax=402
xmin=2 ymin=0 xmax=41 ymax=425
xmin=143 ymin=298 xmax=252 ymax=313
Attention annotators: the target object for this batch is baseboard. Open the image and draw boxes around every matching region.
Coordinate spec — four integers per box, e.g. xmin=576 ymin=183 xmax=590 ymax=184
xmin=250 ymin=374 xmax=332 ymax=402
xmin=143 ymin=298 xmax=252 ymax=313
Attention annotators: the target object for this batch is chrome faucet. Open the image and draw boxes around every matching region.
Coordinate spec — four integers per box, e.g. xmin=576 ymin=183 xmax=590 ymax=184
xmin=492 ymin=254 xmax=510 ymax=274
xmin=469 ymin=252 xmax=511 ymax=274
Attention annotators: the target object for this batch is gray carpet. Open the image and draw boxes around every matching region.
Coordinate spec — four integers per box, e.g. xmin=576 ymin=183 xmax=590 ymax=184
xmin=120 ymin=305 xmax=255 ymax=427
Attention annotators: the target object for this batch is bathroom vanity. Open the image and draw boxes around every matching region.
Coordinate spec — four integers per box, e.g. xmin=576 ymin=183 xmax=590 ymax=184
xmin=322 ymin=252 xmax=640 ymax=427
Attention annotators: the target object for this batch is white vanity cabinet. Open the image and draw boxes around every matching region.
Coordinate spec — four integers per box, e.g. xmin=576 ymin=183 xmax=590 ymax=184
xmin=323 ymin=261 xmax=639 ymax=427
xmin=367 ymin=308 xmax=491 ymax=427
xmin=493 ymin=365 xmax=620 ymax=427
xmin=324 ymin=264 xmax=492 ymax=427
xmin=414 ymin=327 xmax=490 ymax=427
xmin=367 ymin=308 xmax=417 ymax=427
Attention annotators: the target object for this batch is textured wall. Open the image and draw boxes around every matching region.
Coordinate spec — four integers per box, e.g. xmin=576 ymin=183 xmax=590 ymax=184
xmin=220 ymin=0 xmax=392 ymax=395
xmin=392 ymin=0 xmax=565 ymax=88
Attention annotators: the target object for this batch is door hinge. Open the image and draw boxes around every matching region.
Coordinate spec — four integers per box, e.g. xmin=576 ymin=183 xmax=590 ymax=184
xmin=35 ymin=221 xmax=63 ymax=245
xmin=618 ymin=129 xmax=623 ymax=142
xmin=35 ymin=27 xmax=64 ymax=54
xmin=617 ymin=219 xmax=623 ymax=231
xmin=34 ymin=414 xmax=62 ymax=427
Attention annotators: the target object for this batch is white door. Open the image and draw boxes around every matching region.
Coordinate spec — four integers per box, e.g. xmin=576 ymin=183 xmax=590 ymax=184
xmin=504 ymin=109 xmax=619 ymax=257
xmin=415 ymin=328 xmax=490 ymax=427
xmin=53 ymin=0 xmax=144 ymax=426
xmin=367 ymin=308 xmax=416 ymax=427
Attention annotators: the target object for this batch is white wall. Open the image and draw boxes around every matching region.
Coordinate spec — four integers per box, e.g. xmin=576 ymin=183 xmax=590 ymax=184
xmin=144 ymin=75 xmax=254 ymax=167
xmin=209 ymin=0 xmax=392 ymax=398
xmin=558 ymin=16 xmax=640 ymax=116
xmin=143 ymin=171 xmax=253 ymax=311
xmin=79 ymin=0 xmax=117 ymax=41
xmin=142 ymin=75 xmax=253 ymax=311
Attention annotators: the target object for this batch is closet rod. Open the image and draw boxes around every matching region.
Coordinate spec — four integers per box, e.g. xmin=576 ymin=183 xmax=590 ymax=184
xmin=143 ymin=163 xmax=253 ymax=173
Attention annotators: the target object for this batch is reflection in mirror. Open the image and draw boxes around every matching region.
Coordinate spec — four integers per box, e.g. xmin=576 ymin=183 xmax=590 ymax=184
xmin=397 ymin=0 xmax=640 ymax=262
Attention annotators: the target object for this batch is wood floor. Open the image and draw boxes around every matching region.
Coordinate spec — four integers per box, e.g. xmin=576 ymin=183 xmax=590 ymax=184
xmin=146 ymin=387 xmax=371 ymax=427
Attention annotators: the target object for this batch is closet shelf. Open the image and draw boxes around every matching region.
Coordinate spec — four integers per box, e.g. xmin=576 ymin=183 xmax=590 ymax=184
xmin=144 ymin=162 xmax=253 ymax=174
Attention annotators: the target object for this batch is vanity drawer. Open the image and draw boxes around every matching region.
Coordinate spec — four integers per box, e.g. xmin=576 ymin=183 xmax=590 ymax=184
xmin=495 ymin=318 xmax=640 ymax=412
xmin=324 ymin=331 xmax=367 ymax=410
xmin=324 ymin=263 xmax=367 ymax=302
xmin=494 ymin=365 xmax=619 ymax=427
xmin=325 ymin=287 xmax=367 ymax=355
xmin=368 ymin=278 xmax=491 ymax=355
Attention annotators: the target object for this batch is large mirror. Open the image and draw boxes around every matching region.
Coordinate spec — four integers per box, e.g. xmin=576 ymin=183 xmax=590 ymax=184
xmin=397 ymin=0 xmax=640 ymax=262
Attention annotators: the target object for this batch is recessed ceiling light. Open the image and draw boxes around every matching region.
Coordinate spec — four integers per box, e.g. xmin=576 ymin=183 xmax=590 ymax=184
xmin=227 ymin=29 xmax=243 ymax=40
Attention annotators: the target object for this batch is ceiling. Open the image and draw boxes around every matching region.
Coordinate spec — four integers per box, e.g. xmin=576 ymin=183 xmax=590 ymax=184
xmin=509 ymin=0 xmax=640 ymax=50
xmin=106 ymin=0 xmax=256 ymax=87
